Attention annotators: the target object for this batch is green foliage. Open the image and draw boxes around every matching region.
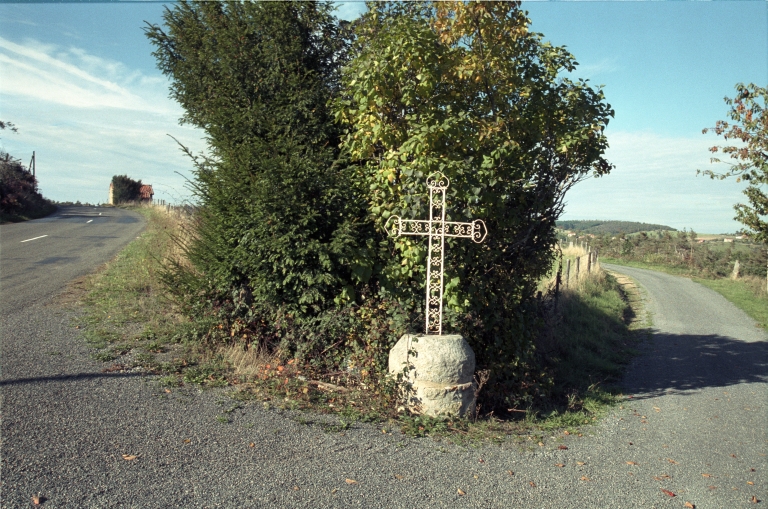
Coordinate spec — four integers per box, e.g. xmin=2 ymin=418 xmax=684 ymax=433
xmin=111 ymin=174 xmax=142 ymax=204
xmin=0 ymin=150 xmax=55 ymax=222
xmin=1 ymin=120 xmax=53 ymax=221
xmin=145 ymin=2 xmax=375 ymax=346
xmin=333 ymin=1 xmax=614 ymax=408
xmin=701 ymin=83 xmax=768 ymax=244
xmin=146 ymin=0 xmax=619 ymax=411
xmin=557 ymin=220 xmax=675 ymax=235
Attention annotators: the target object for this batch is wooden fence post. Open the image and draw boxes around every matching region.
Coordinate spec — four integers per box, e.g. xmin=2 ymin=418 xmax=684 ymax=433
xmin=565 ymin=259 xmax=571 ymax=288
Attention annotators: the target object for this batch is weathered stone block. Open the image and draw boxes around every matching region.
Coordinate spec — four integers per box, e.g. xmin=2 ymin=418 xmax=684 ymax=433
xmin=388 ymin=334 xmax=476 ymax=417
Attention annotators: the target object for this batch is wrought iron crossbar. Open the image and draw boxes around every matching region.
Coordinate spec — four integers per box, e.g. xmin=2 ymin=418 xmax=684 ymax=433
xmin=386 ymin=172 xmax=487 ymax=335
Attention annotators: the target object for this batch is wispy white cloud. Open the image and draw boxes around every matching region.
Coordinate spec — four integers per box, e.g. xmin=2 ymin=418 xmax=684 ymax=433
xmin=562 ymin=130 xmax=747 ymax=233
xmin=0 ymin=36 xmax=173 ymax=113
xmin=0 ymin=37 xmax=205 ymax=204
xmin=572 ymin=57 xmax=620 ymax=82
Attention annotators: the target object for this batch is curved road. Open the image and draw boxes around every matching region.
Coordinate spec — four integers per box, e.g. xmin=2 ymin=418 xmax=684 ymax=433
xmin=1 ymin=217 xmax=766 ymax=508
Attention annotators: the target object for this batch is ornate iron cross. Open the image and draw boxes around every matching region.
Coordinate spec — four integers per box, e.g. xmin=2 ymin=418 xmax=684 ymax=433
xmin=386 ymin=172 xmax=487 ymax=335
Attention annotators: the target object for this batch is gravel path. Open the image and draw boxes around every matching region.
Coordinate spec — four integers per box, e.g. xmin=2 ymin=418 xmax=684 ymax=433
xmin=2 ymin=221 xmax=765 ymax=507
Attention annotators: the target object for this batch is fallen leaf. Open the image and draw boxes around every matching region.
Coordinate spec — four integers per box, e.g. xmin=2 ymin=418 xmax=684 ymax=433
xmin=629 ymin=442 xmax=633 ymax=445
xmin=506 ymin=470 xmax=515 ymax=476
xmin=183 ymin=439 xmax=191 ymax=444
xmin=708 ymin=486 xmax=716 ymax=490
xmin=122 ymin=454 xmax=138 ymax=461
xmin=576 ymin=462 xmax=586 ymax=466
xmin=478 ymin=458 xmax=485 ymax=463
xmin=751 ymin=468 xmax=756 ymax=472
xmin=331 ymin=488 xmax=338 ymax=494
xmin=580 ymin=476 xmax=590 ymax=481
xmin=31 ymin=495 xmax=45 ymax=505
xmin=731 ymin=454 xmax=737 ymax=458
xmin=555 ymin=463 xmax=565 ymax=468
xmin=653 ymin=406 xmax=661 ymax=412
xmin=538 ymin=442 xmax=544 ymax=447
xmin=558 ymin=445 xmax=568 ymax=450
xmin=473 ymin=475 xmax=478 ymax=479
xmin=345 ymin=479 xmax=357 ymax=485
xmin=748 ymin=481 xmax=754 ymax=485
xmin=702 ymin=473 xmax=712 ymax=478
xmin=292 ymin=486 xmax=299 ymax=491
xmin=751 ymin=496 xmax=759 ymax=503
xmin=661 ymin=489 xmax=676 ymax=497
xmin=626 ymin=461 xmax=638 ymax=466
xmin=667 ymin=458 xmax=678 ymax=465
xmin=684 ymin=502 xmax=695 ymax=508
xmin=529 ymin=481 xmax=536 ymax=487
xmin=164 ymin=388 xmax=171 ymax=394
xmin=394 ymin=474 xmax=404 ymax=480
xmin=563 ymin=430 xmax=570 ymax=435
xmin=249 ymin=442 xmax=255 ymax=448
xmin=457 ymin=488 xmax=466 ymax=496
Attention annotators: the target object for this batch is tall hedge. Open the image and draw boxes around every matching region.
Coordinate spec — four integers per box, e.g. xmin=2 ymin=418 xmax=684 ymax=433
xmin=146 ymin=2 xmax=370 ymax=330
xmin=111 ymin=175 xmax=143 ymax=204
xmin=147 ymin=0 xmax=615 ymax=409
xmin=334 ymin=1 xmax=614 ymax=407
xmin=0 ymin=151 xmax=54 ymax=221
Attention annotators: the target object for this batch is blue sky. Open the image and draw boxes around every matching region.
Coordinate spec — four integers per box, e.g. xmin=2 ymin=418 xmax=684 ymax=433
xmin=0 ymin=2 xmax=765 ymax=233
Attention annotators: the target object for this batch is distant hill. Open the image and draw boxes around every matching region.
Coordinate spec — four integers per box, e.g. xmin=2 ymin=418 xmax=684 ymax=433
xmin=556 ymin=220 xmax=676 ymax=235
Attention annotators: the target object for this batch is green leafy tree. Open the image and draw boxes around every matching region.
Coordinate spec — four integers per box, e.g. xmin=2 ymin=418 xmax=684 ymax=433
xmin=701 ymin=83 xmax=768 ymax=244
xmin=145 ymin=2 xmax=366 ymax=333
xmin=111 ymin=174 xmax=142 ymax=204
xmin=335 ymin=1 xmax=614 ymax=406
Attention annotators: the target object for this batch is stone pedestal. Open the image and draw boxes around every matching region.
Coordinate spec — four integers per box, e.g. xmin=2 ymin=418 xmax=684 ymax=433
xmin=388 ymin=334 xmax=476 ymax=418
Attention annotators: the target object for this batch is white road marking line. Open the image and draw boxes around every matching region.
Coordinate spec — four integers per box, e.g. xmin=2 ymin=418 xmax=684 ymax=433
xmin=86 ymin=219 xmax=93 ymax=223
xmin=20 ymin=235 xmax=48 ymax=243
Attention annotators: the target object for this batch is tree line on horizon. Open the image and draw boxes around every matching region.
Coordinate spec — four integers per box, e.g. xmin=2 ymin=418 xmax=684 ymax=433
xmin=557 ymin=220 xmax=675 ymax=235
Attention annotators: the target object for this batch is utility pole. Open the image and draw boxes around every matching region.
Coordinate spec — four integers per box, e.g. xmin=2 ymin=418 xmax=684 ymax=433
xmin=28 ymin=151 xmax=35 ymax=177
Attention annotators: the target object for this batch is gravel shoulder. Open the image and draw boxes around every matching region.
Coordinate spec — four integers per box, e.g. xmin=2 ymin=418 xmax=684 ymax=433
xmin=1 ymin=234 xmax=765 ymax=507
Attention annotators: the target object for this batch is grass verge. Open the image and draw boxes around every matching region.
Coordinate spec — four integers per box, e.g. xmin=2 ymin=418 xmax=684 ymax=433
xmin=602 ymin=257 xmax=767 ymax=329
xmin=74 ymin=207 xmax=645 ymax=445
xmin=693 ymin=277 xmax=768 ymax=329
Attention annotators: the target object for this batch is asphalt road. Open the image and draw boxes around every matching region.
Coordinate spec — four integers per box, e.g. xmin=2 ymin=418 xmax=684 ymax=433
xmin=0 ymin=206 xmax=145 ymax=316
xmin=1 ymin=217 xmax=765 ymax=508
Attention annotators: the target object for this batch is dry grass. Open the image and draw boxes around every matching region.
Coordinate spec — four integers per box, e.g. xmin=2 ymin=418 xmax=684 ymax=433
xmin=221 ymin=343 xmax=274 ymax=380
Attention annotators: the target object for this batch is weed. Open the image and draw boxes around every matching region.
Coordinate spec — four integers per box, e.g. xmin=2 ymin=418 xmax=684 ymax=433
xmin=91 ymin=350 xmax=116 ymax=362
xmin=216 ymin=415 xmax=229 ymax=424
xmin=158 ymin=375 xmax=182 ymax=388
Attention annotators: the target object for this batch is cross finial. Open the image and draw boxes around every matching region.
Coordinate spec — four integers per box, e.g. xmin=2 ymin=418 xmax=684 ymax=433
xmin=386 ymin=172 xmax=487 ymax=335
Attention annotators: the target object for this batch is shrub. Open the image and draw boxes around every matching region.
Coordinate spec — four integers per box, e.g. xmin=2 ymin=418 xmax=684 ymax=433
xmin=111 ymin=175 xmax=142 ymax=204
